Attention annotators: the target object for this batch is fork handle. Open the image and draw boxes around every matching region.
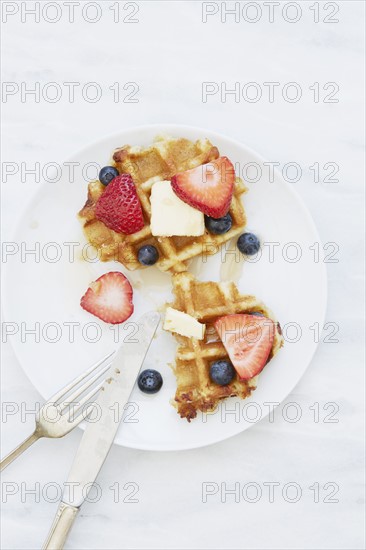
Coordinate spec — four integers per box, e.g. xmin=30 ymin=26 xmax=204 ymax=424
xmin=43 ymin=501 xmax=79 ymax=550
xmin=0 ymin=431 xmax=40 ymax=472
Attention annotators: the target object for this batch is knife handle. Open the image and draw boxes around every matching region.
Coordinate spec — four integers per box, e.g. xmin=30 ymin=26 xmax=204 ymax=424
xmin=42 ymin=501 xmax=79 ymax=550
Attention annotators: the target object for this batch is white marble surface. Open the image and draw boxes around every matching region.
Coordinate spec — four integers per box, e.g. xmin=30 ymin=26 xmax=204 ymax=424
xmin=1 ymin=1 xmax=365 ymax=549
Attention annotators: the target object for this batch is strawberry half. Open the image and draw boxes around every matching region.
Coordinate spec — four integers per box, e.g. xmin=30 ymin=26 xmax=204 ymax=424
xmin=95 ymin=174 xmax=144 ymax=234
xmin=214 ymin=314 xmax=275 ymax=380
xmin=171 ymin=156 xmax=235 ymax=218
xmin=80 ymin=272 xmax=134 ymax=324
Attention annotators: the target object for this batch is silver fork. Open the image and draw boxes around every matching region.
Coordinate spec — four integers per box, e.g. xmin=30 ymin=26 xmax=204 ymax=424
xmin=0 ymin=351 xmax=115 ymax=472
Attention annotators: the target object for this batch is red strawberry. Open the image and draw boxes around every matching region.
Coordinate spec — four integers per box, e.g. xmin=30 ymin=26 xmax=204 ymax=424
xmin=95 ymin=174 xmax=144 ymax=234
xmin=214 ymin=314 xmax=275 ymax=380
xmin=80 ymin=272 xmax=134 ymax=324
xmin=171 ymin=156 xmax=235 ymax=218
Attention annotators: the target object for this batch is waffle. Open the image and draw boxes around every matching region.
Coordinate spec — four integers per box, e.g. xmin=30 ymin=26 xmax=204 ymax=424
xmin=168 ymin=272 xmax=284 ymax=421
xmin=79 ymin=135 xmax=247 ymax=273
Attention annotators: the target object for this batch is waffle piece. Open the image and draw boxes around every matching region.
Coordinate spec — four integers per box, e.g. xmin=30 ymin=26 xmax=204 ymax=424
xmin=79 ymin=136 xmax=247 ymax=273
xmin=168 ymin=272 xmax=284 ymax=421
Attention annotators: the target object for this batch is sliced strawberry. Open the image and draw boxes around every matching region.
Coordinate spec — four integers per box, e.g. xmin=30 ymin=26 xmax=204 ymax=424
xmin=80 ymin=272 xmax=133 ymax=324
xmin=214 ymin=314 xmax=275 ymax=380
xmin=171 ymin=156 xmax=235 ymax=218
xmin=95 ymin=174 xmax=144 ymax=234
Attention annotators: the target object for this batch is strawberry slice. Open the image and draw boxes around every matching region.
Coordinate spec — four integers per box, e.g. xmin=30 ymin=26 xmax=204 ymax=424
xmin=95 ymin=174 xmax=144 ymax=234
xmin=214 ymin=314 xmax=275 ymax=380
xmin=171 ymin=156 xmax=235 ymax=218
xmin=80 ymin=272 xmax=134 ymax=324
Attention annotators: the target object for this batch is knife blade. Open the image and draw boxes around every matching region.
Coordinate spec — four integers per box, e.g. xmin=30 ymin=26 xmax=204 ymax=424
xmin=42 ymin=310 xmax=160 ymax=550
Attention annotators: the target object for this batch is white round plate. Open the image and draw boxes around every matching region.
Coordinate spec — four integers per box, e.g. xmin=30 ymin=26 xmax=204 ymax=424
xmin=3 ymin=124 xmax=327 ymax=451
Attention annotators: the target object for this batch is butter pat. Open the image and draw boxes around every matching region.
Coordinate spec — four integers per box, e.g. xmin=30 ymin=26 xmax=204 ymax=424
xmin=164 ymin=307 xmax=206 ymax=340
xmin=150 ymin=180 xmax=204 ymax=237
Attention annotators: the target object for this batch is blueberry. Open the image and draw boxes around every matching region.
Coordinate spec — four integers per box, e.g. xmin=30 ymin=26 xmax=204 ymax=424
xmin=138 ymin=369 xmax=163 ymax=394
xmin=209 ymin=360 xmax=236 ymax=386
xmin=138 ymin=245 xmax=159 ymax=266
xmin=204 ymin=213 xmax=232 ymax=235
xmin=247 ymin=312 xmax=265 ymax=317
xmin=99 ymin=166 xmax=119 ymax=186
xmin=237 ymin=232 xmax=260 ymax=255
